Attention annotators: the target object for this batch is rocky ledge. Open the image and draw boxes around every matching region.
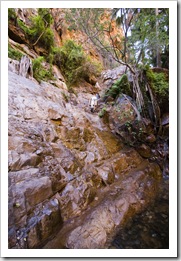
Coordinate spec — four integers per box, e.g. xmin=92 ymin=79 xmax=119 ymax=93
xmin=8 ymin=67 xmax=162 ymax=249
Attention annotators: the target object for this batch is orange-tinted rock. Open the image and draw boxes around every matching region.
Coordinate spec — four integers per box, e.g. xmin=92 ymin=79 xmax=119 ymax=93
xmin=145 ymin=134 xmax=156 ymax=143
xmin=8 ymin=23 xmax=27 ymax=44
xmin=136 ymin=144 xmax=152 ymax=158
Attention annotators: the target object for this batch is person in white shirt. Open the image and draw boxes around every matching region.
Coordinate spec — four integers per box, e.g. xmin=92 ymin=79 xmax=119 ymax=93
xmin=89 ymin=93 xmax=100 ymax=113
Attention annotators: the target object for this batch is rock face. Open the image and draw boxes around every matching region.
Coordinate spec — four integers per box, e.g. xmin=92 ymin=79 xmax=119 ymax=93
xmin=101 ymin=65 xmax=128 ymax=88
xmin=8 ymin=68 xmax=162 ymax=249
xmin=8 ymin=55 xmax=33 ymax=79
xmin=43 ymin=161 xmax=161 ymax=249
xmin=7 ymin=7 xmax=169 ymax=250
xmin=66 ymin=163 xmax=161 ymax=249
xmin=8 ymin=70 xmax=120 ymax=248
xmin=19 ymin=55 xmax=33 ymax=78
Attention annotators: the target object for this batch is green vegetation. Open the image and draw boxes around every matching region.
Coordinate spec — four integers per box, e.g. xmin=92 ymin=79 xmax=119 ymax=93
xmin=32 ymin=56 xmax=54 ymax=83
xmin=146 ymin=68 xmax=169 ymax=110
xmin=65 ymin=8 xmax=168 ymax=72
xmin=51 ymin=40 xmax=102 ymax=87
xmin=17 ymin=19 xmax=30 ymax=35
xmin=146 ymin=70 xmax=168 ymax=97
xmin=8 ymin=44 xmax=23 ymax=61
xmin=98 ymin=106 xmax=107 ymax=118
xmin=38 ymin=8 xmax=53 ymax=27
xmin=65 ymin=8 xmax=124 ymax=69
xmin=113 ymin=8 xmax=169 ymax=68
xmin=104 ymin=74 xmax=131 ymax=100
xmin=17 ymin=8 xmax=54 ymax=53
xmin=8 ymin=8 xmax=16 ymax=20
xmin=118 ymin=108 xmax=134 ymax=121
xmin=35 ymin=9 xmax=53 ymax=48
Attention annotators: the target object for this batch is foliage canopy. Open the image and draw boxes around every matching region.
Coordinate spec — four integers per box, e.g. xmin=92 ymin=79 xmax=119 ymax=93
xmin=113 ymin=8 xmax=169 ymax=68
xmin=51 ymin=40 xmax=102 ymax=87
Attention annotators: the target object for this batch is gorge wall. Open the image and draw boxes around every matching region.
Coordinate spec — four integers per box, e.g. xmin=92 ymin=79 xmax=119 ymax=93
xmin=8 ymin=64 xmax=162 ymax=249
xmin=8 ymin=8 xmax=168 ymax=249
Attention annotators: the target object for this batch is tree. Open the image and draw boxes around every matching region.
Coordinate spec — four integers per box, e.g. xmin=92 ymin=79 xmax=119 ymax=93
xmin=65 ymin=8 xmax=135 ymax=73
xmin=126 ymin=8 xmax=169 ymax=68
xmin=112 ymin=8 xmax=138 ymax=64
xmin=30 ymin=8 xmax=54 ymax=50
xmin=65 ymin=8 xmax=168 ymax=70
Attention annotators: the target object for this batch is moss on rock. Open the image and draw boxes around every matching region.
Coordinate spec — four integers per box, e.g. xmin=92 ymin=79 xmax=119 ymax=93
xmin=104 ymin=74 xmax=132 ymax=100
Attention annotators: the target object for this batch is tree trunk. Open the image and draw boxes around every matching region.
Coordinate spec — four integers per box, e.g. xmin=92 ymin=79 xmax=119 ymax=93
xmin=155 ymin=8 xmax=161 ymax=67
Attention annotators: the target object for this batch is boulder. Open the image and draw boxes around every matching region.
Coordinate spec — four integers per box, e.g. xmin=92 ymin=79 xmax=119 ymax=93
xmin=26 ymin=198 xmax=62 ymax=248
xmin=108 ymin=95 xmax=137 ymax=131
xmin=101 ymin=65 xmax=127 ymax=88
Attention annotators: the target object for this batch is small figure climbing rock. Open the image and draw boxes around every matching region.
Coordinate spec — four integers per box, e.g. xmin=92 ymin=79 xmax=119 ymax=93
xmin=89 ymin=93 xmax=100 ymax=113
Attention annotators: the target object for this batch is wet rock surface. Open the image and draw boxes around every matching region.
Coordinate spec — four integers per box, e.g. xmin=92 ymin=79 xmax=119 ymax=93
xmin=109 ymin=178 xmax=169 ymax=249
xmin=43 ymin=161 xmax=162 ymax=249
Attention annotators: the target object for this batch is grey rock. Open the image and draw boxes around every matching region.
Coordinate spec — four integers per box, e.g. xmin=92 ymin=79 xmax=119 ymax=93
xmin=8 ymin=58 xmax=20 ymax=74
xmin=19 ymin=55 xmax=33 ymax=78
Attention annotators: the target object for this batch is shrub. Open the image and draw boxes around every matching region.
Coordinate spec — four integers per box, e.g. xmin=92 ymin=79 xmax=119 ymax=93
xmin=51 ymin=40 xmax=102 ymax=87
xmin=8 ymin=44 xmax=23 ymax=61
xmin=148 ymin=71 xmax=168 ymax=97
xmin=32 ymin=56 xmax=53 ymax=83
xmin=81 ymin=56 xmax=102 ymax=81
xmin=38 ymin=8 xmax=53 ymax=27
xmin=30 ymin=15 xmax=54 ymax=52
xmin=146 ymin=68 xmax=169 ymax=112
xmin=98 ymin=106 xmax=107 ymax=118
xmin=8 ymin=8 xmax=16 ymax=21
xmin=17 ymin=19 xmax=32 ymax=37
xmin=104 ymin=74 xmax=131 ymax=100
xmin=17 ymin=9 xmax=54 ymax=53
